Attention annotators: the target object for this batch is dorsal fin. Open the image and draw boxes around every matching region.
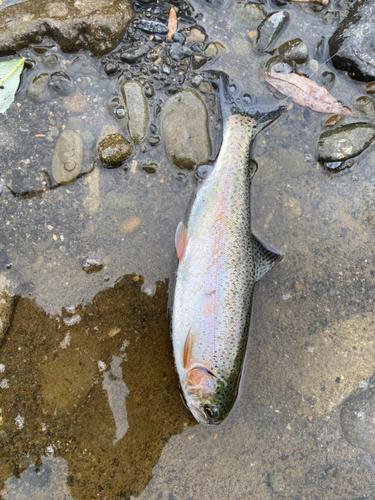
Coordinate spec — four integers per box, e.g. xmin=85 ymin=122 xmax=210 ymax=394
xmin=251 ymin=234 xmax=282 ymax=283
xmin=175 ymin=222 xmax=188 ymax=261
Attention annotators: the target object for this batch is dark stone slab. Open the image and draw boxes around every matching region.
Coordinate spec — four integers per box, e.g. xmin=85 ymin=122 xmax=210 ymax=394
xmin=329 ymin=0 xmax=375 ymax=82
xmin=0 ymin=0 xmax=134 ymax=57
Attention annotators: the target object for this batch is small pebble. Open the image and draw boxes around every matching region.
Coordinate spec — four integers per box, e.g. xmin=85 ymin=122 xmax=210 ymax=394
xmin=309 ymin=59 xmax=319 ymax=72
xmin=248 ymin=31 xmax=257 ymax=41
xmin=186 ymin=28 xmax=206 ymax=43
xmin=198 ymin=81 xmax=211 ymax=94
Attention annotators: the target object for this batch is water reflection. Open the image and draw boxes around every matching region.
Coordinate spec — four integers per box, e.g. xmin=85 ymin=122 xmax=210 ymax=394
xmin=0 ymin=276 xmax=194 ymax=499
xmin=102 ymin=355 xmax=130 ymax=445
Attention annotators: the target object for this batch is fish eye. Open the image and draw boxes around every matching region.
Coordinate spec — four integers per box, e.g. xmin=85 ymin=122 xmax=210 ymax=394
xmin=203 ymin=404 xmax=219 ymax=419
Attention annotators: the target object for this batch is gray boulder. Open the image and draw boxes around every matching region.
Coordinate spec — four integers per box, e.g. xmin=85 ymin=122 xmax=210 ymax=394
xmin=161 ymin=89 xmax=211 ymax=170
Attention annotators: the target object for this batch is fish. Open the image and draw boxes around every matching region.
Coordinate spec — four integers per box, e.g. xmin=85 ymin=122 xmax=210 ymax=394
xmin=172 ymin=76 xmax=285 ymax=425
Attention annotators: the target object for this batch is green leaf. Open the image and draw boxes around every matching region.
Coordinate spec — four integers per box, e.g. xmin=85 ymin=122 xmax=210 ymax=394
xmin=0 ymin=57 xmax=25 ymax=114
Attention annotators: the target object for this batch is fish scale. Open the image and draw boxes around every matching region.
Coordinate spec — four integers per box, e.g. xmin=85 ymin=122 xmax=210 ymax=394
xmin=172 ymin=76 xmax=284 ymax=424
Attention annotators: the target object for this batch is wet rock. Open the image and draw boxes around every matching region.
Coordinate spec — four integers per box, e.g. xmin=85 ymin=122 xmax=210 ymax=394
xmin=173 ymin=32 xmax=185 ymax=45
xmin=0 ymin=292 xmax=16 ymax=347
xmin=323 ymin=159 xmax=355 ymax=173
xmin=143 ymin=82 xmax=154 ymax=98
xmin=137 ymin=20 xmax=168 ymax=34
xmin=104 ymin=62 xmax=119 ymax=75
xmin=186 ymin=28 xmax=206 ymax=43
xmin=319 ymin=71 xmax=336 ymax=91
xmin=169 ymin=43 xmax=192 ymax=61
xmin=329 ymin=0 xmax=375 ymax=82
xmin=82 ymin=257 xmax=104 ymax=274
xmin=309 ymin=59 xmax=319 ymax=72
xmin=161 ymin=88 xmax=211 ymax=169
xmin=121 ymin=81 xmax=149 ymax=145
xmin=120 ymin=45 xmax=149 ymax=64
xmin=265 ymin=56 xmax=292 ymax=74
xmin=230 ymin=2 xmax=265 ymax=29
xmin=317 ymin=124 xmax=375 ymax=163
xmin=98 ymin=133 xmax=132 ymax=167
xmin=49 ymin=71 xmax=74 ymax=95
xmin=204 ymin=43 xmax=218 ymax=58
xmin=51 ymin=129 xmax=83 ymax=185
xmin=354 ymin=96 xmax=375 ymax=122
xmin=0 ymin=0 xmax=134 ymax=57
xmin=149 ymin=136 xmax=160 ymax=146
xmin=277 ymin=38 xmax=308 ymax=65
xmin=43 ymin=53 xmax=58 ymax=68
xmin=162 ymin=64 xmax=171 ymax=75
xmin=254 ymin=11 xmax=289 ymax=53
xmin=198 ymin=81 xmax=211 ymax=94
xmin=192 ymin=55 xmax=207 ymax=70
xmin=341 ymin=387 xmax=375 ymax=457
xmin=271 ymin=0 xmax=288 ymax=6
xmin=324 ymin=114 xmax=343 ymax=128
xmin=191 ymin=75 xmax=204 ymax=88
xmin=27 ymin=73 xmax=49 ymax=101
xmin=116 ymin=107 xmax=126 ymax=119
xmin=366 ymin=82 xmax=375 ymax=95
xmin=141 ymin=163 xmax=158 ymax=173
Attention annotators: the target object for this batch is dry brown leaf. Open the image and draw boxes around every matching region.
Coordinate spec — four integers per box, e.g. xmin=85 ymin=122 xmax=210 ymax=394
xmin=260 ymin=69 xmax=354 ymax=116
xmin=167 ymin=7 xmax=177 ymax=42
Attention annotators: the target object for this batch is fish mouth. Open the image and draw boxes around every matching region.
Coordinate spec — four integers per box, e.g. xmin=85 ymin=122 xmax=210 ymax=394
xmin=185 ymin=397 xmax=223 ymax=425
xmin=187 ymin=402 xmax=208 ymax=424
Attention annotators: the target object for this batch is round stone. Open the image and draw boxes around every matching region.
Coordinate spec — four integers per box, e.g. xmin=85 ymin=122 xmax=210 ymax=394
xmin=104 ymin=62 xmax=119 ymax=75
xmin=97 ymin=133 xmax=132 ymax=167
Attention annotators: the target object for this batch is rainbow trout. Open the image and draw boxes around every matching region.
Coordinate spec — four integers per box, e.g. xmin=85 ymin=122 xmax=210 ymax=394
xmin=172 ymin=76 xmax=284 ymax=425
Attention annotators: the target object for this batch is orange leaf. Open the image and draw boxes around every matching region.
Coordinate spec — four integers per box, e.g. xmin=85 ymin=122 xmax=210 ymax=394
xmin=260 ymin=69 xmax=354 ymax=116
xmin=167 ymin=7 xmax=178 ymax=42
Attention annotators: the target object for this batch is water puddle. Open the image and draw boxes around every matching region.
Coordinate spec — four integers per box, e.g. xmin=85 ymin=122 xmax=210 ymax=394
xmin=1 ymin=0 xmax=375 ymax=498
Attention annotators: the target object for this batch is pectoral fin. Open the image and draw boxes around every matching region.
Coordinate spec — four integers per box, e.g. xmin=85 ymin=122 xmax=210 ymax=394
xmin=175 ymin=221 xmax=188 ymax=261
xmin=251 ymin=234 xmax=282 ymax=282
xmin=182 ymin=326 xmax=194 ymax=369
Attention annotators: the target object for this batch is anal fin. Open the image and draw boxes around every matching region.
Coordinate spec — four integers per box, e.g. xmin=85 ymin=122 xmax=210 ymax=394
xmin=251 ymin=234 xmax=282 ymax=283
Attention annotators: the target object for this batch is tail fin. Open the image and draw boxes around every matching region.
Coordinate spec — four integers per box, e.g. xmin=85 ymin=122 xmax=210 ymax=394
xmin=219 ymin=75 xmax=286 ymax=134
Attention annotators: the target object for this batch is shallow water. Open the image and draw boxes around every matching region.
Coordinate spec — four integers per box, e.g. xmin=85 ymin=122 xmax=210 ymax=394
xmin=1 ymin=0 xmax=375 ymax=498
